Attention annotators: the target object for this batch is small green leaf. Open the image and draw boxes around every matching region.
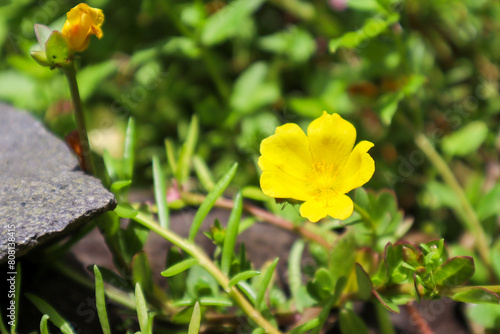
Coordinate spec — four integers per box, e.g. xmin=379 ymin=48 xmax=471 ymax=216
xmin=114 ymin=204 xmax=138 ymax=218
xmin=330 ymin=13 xmax=399 ymax=53
xmin=40 ymin=314 xmax=50 ymax=334
xmin=433 ymin=256 xmax=475 ymax=287
xmin=26 ymin=294 xmax=75 ymax=334
xmin=450 ymin=287 xmax=500 ymax=304
xmin=45 ymin=31 xmax=69 ymax=68
xmin=123 ymin=117 xmax=136 ymax=181
xmin=135 ymin=283 xmax=150 ymax=334
xmin=188 ymin=163 xmax=238 ymax=241
xmin=235 ymin=281 xmax=257 ymax=304
xmin=161 ymin=258 xmax=198 ymax=277
xmin=356 ymin=264 xmax=373 ymax=300
xmin=230 ymin=62 xmax=280 ymax=115
xmin=339 ymin=309 xmax=370 ymax=334
xmin=372 ymin=290 xmax=400 ymax=314
xmin=30 ymin=50 xmax=51 ymax=67
xmin=256 ymin=258 xmax=279 ymax=309
xmin=199 ymin=297 xmax=233 ymax=307
xmin=442 ymin=121 xmax=488 ymax=157
xmin=94 ymin=266 xmax=111 ymax=334
xmin=330 ymin=232 xmax=356 ymax=285
xmin=228 ymin=270 xmax=260 ymax=288
xmin=289 ymin=240 xmax=306 ymax=311
xmin=221 ymin=190 xmax=243 ymax=276
xmin=177 ymin=115 xmax=199 ymax=184
xmin=201 ymin=0 xmax=265 ymax=45
xmin=110 ymin=180 xmax=132 ymax=194
xmin=477 ymin=183 xmax=500 ymax=221
xmin=188 ymin=302 xmax=201 ymax=334
xmin=466 ymin=304 xmax=500 ymax=328
xmin=153 ymin=156 xmax=169 ymax=229
xmin=193 ymin=155 xmax=215 ymax=192
xmin=165 ymin=139 xmax=177 ymax=174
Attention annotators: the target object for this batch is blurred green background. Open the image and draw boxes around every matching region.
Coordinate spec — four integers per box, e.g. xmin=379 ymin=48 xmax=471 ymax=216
xmin=2 ymin=0 xmax=500 ymax=243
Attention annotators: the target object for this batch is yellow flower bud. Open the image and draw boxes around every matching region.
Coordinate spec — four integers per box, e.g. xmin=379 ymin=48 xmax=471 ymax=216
xmin=61 ymin=3 xmax=104 ymax=52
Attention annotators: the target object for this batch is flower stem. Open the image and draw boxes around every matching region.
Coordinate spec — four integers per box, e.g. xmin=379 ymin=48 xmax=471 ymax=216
xmin=132 ymin=212 xmax=281 ymax=334
xmin=413 ymin=132 xmax=491 ymax=267
xmin=180 ymin=192 xmax=333 ymax=249
xmin=353 ymin=202 xmax=377 ymax=231
xmin=62 ymin=62 xmax=94 ymax=174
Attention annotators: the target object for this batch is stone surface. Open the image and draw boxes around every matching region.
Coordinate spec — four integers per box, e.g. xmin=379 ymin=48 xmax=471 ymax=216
xmin=0 ymin=104 xmax=116 ymax=263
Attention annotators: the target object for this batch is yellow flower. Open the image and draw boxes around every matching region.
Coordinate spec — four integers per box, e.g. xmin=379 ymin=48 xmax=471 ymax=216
xmin=258 ymin=112 xmax=375 ymax=222
xmin=61 ymin=3 xmax=104 ymax=52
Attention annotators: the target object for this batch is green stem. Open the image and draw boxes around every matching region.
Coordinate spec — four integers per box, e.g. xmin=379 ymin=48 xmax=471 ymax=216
xmin=62 ymin=62 xmax=94 ymax=174
xmin=413 ymin=132 xmax=491 ymax=267
xmin=132 ymin=212 xmax=281 ymax=334
xmin=180 ymin=191 xmax=333 ymax=249
xmin=353 ymin=202 xmax=377 ymax=232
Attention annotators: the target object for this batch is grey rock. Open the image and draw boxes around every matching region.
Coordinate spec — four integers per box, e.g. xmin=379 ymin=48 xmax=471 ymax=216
xmin=0 ymin=104 xmax=116 ymax=263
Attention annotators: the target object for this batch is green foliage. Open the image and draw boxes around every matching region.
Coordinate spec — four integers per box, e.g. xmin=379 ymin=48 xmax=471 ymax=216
xmin=6 ymin=0 xmax=500 ymax=332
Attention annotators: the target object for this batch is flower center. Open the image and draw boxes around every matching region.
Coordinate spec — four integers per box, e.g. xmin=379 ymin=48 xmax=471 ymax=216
xmin=307 ymin=161 xmax=339 ymax=197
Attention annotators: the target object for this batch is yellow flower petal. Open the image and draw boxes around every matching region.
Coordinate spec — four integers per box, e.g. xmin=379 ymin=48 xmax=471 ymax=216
xmin=259 ymin=123 xmax=313 ymax=180
xmin=333 ymin=140 xmax=375 ymax=193
xmin=259 ymin=156 xmax=310 ymax=201
xmin=307 ymin=112 xmax=356 ymax=176
xmin=300 ymin=193 xmax=353 ymax=222
xmin=62 ymin=3 xmax=104 ymax=52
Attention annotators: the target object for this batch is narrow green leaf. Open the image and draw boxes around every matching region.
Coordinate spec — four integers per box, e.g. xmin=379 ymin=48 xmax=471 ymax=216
xmin=449 ymin=287 xmax=500 ymax=304
xmin=235 ymin=281 xmax=257 ymax=304
xmin=110 ymin=180 xmax=132 ymax=194
xmin=40 ymin=315 xmax=50 ymax=334
xmin=330 ymin=13 xmax=399 ymax=52
xmin=123 ymin=117 xmax=136 ymax=180
xmin=177 ymin=115 xmax=199 ymax=184
xmin=132 ymin=252 xmax=154 ymax=296
xmin=165 ymin=139 xmax=177 ymax=173
xmin=188 ymin=163 xmax=238 ymax=241
xmin=135 ymin=283 xmax=149 ymax=334
xmin=161 ymin=258 xmax=198 ymax=277
xmin=256 ymin=258 xmax=279 ymax=309
xmin=289 ymin=240 xmax=305 ymax=312
xmin=433 ymin=256 xmax=475 ymax=287
xmin=0 ymin=307 xmax=7 ymax=334
xmin=89 ymin=265 xmax=132 ymax=291
xmin=193 ymin=155 xmax=215 ymax=192
xmin=199 ymin=297 xmax=233 ymax=307
xmin=375 ymin=302 xmax=396 ymax=334
xmin=228 ymin=270 xmax=260 ymax=288
xmin=114 ymin=204 xmax=138 ymax=218
xmin=93 ymin=266 xmax=111 ymax=334
xmin=102 ymin=149 xmax=118 ymax=182
xmin=26 ymin=294 xmax=75 ymax=334
xmin=339 ymin=309 xmax=370 ymax=334
xmin=356 ymin=264 xmax=373 ymax=300
xmin=188 ymin=302 xmax=201 ymax=334
xmin=221 ymin=190 xmax=243 ymax=276
xmin=153 ymin=156 xmax=169 ymax=229
xmin=147 ymin=313 xmax=155 ymax=334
